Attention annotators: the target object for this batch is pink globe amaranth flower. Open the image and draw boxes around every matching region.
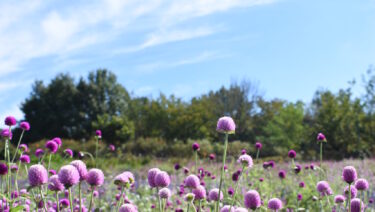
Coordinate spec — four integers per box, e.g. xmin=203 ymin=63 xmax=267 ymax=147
xmin=208 ymin=188 xmax=223 ymax=201
xmin=58 ymin=165 xmax=80 ymax=188
xmin=52 ymin=137 xmax=62 ymax=147
xmin=183 ymin=167 xmax=189 ymax=175
xmin=20 ymin=154 xmax=30 ymax=164
xmin=316 ymin=181 xmax=330 ymax=194
xmin=147 ymin=168 xmax=161 ymax=188
xmin=64 ymin=149 xmax=73 ymax=158
xmin=19 ymin=121 xmax=30 ymax=131
xmin=109 ymin=144 xmax=115 ymax=152
xmin=155 ymin=171 xmax=170 ymax=187
xmin=93 ymin=190 xmax=99 ymax=197
xmin=192 ymin=185 xmax=206 ymax=200
xmin=344 ymin=185 xmax=358 ymax=199
xmin=297 ymin=193 xmax=303 ymax=201
xmin=35 ymin=148 xmax=44 ymax=158
xmin=45 ymin=140 xmax=58 ymax=154
xmin=216 ymin=116 xmax=236 ymax=134
xmin=20 ymin=189 xmax=28 ymax=195
xmin=86 ymin=168 xmax=105 ymax=187
xmin=343 ymin=166 xmax=357 ymax=184
xmin=119 ymin=204 xmax=138 ymax=212
xmin=174 ymin=163 xmax=181 ymax=170
xmin=294 ymin=164 xmax=302 ymax=174
xmin=288 ymin=150 xmax=296 ymax=158
xmin=159 ymin=187 xmax=172 ymax=199
xmin=114 ymin=171 xmax=135 ymax=187
xmin=299 ymin=181 xmax=305 ymax=188
xmin=268 ymin=198 xmax=283 ymax=210
xmin=49 ymin=169 xmax=57 ymax=175
xmin=278 ymin=170 xmax=286 ymax=179
xmin=95 ymin=130 xmax=102 ymax=138
xmin=1 ymin=129 xmax=12 ymax=139
xmin=4 ymin=116 xmax=16 ymax=126
xmin=48 ymin=175 xmax=64 ymax=191
xmin=28 ymin=164 xmax=48 ymax=187
xmin=220 ymin=205 xmax=235 ymax=212
xmin=192 ymin=142 xmax=200 ymax=151
xmin=241 ymin=149 xmax=246 ymax=155
xmin=185 ymin=174 xmax=200 ymax=188
xmin=60 ymin=198 xmax=70 ymax=208
xmin=209 ymin=153 xmax=216 ymax=160
xmin=70 ymin=160 xmax=88 ymax=181
xmin=0 ymin=163 xmax=8 ymax=175
xmin=317 ymin=133 xmax=327 ymax=142
xmin=255 ymin=142 xmax=262 ymax=150
xmin=10 ymin=164 xmax=18 ymax=172
xmin=19 ymin=144 xmax=28 ymax=152
xmin=11 ymin=191 xmax=18 ymax=199
xmin=238 ymin=154 xmax=253 ymax=168
xmin=244 ymin=190 xmax=261 ymax=210
xmin=351 ymin=198 xmax=364 ymax=212
xmin=355 ymin=178 xmax=369 ymax=191
xmin=334 ymin=195 xmax=345 ymax=204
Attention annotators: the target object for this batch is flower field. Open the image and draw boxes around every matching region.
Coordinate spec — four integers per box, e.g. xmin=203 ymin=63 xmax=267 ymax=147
xmin=1 ymin=115 xmax=374 ymax=212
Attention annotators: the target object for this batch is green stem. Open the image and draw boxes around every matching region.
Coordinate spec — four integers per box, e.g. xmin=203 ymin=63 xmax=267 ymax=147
xmin=198 ymin=200 xmax=202 ymax=212
xmin=255 ymin=149 xmax=260 ymax=163
xmin=348 ymin=184 xmax=351 ymax=212
xmin=187 ymin=203 xmax=190 ymax=212
xmin=88 ymin=187 xmax=94 ymax=212
xmin=195 ymin=151 xmax=198 ymax=174
xmin=11 ymin=130 xmax=25 ymax=163
xmin=69 ymin=187 xmax=74 ymax=212
xmin=39 ymin=186 xmax=48 ymax=212
xmin=216 ymin=133 xmax=229 ymax=212
xmin=79 ymin=182 xmax=82 ymax=212
xmin=157 ymin=187 xmax=162 ymax=212
xmin=15 ymin=155 xmax=22 ymax=194
xmin=117 ymin=186 xmax=124 ymax=211
xmin=230 ymin=165 xmax=246 ymax=211
xmin=47 ymin=154 xmax=52 ymax=173
xmin=95 ymin=138 xmax=99 ymax=168
xmin=56 ymin=192 xmax=60 ymax=212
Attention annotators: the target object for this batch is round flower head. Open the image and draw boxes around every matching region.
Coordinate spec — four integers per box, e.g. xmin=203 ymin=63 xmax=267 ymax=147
xmin=228 ymin=187 xmax=234 ymax=196
xmin=0 ymin=163 xmax=8 ymax=175
xmin=114 ymin=171 xmax=134 ymax=187
xmin=216 ymin=116 xmax=236 ymax=134
xmin=185 ymin=174 xmax=200 ymax=188
xmin=344 ymin=185 xmax=357 ymax=199
xmin=238 ymin=154 xmax=253 ymax=168
xmin=60 ymin=199 xmax=70 ymax=208
xmin=288 ymin=150 xmax=296 ymax=158
xmin=184 ymin=193 xmax=195 ymax=202
xmin=192 ymin=185 xmax=206 ymax=200
xmin=268 ymin=198 xmax=282 ymax=210
xmin=317 ymin=133 xmax=326 ymax=142
xmin=86 ymin=168 xmax=105 ymax=187
xmin=20 ymin=121 xmax=30 ymax=131
xmin=297 ymin=193 xmax=303 ymax=201
xmin=220 ymin=205 xmax=235 ymax=212
xmin=316 ymin=181 xmax=330 ymax=194
xmin=109 ymin=144 xmax=115 ymax=152
xmin=122 ymin=171 xmax=135 ymax=185
xmin=192 ymin=142 xmax=200 ymax=151
xmin=20 ymin=154 xmax=30 ymax=164
xmin=244 ymin=190 xmax=261 ymax=210
xmin=209 ymin=153 xmax=216 ymax=160
xmin=49 ymin=169 xmax=57 ymax=175
xmin=52 ymin=137 xmax=62 ymax=147
xmin=95 ymin=130 xmax=102 ymax=138
xmin=158 ymin=187 xmax=172 ymax=199
xmin=11 ymin=191 xmax=18 ymax=199
xmin=58 ymin=165 xmax=80 ymax=188
xmin=334 ymin=195 xmax=345 ymax=204
xmin=234 ymin=208 xmax=247 ymax=212
xmin=208 ymin=188 xmax=223 ymax=201
xmin=45 ymin=140 xmax=58 ymax=153
xmin=35 ymin=148 xmax=44 ymax=158
xmin=119 ymin=204 xmax=138 ymax=212
xmin=299 ymin=181 xmax=305 ymax=188
xmin=64 ymin=149 xmax=73 ymax=158
xmin=10 ymin=164 xmax=18 ymax=172
xmin=147 ymin=168 xmax=161 ymax=188
xmin=355 ymin=178 xmax=369 ymax=191
xmin=1 ymin=129 xmax=12 ymax=139
xmin=343 ymin=166 xmax=357 ymax=184
xmin=19 ymin=144 xmax=28 ymax=152
xmin=255 ymin=142 xmax=262 ymax=150
xmin=70 ymin=160 xmax=87 ymax=181
xmin=278 ymin=170 xmax=286 ymax=179
xmin=351 ymin=198 xmax=364 ymax=212
xmin=174 ymin=163 xmax=181 ymax=170
xmin=48 ymin=175 xmax=64 ymax=191
xmin=154 ymin=171 xmax=170 ymax=187
xmin=4 ymin=116 xmax=16 ymax=126
xmin=241 ymin=149 xmax=246 ymax=155
xmin=28 ymin=164 xmax=48 ymax=187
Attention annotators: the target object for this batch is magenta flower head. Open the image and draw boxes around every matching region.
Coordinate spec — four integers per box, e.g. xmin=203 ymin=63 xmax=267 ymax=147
xmin=20 ymin=154 xmax=30 ymax=164
xmin=288 ymin=150 xmax=296 ymax=158
xmin=0 ymin=163 xmax=8 ymax=175
xmin=10 ymin=164 xmax=18 ymax=172
xmin=45 ymin=140 xmax=58 ymax=154
xmin=119 ymin=203 xmax=138 ymax=212
xmin=185 ymin=174 xmax=200 ymax=188
xmin=64 ymin=149 xmax=73 ymax=158
xmin=158 ymin=187 xmax=172 ymax=199
xmin=147 ymin=168 xmax=161 ymax=188
xmin=244 ymin=190 xmax=261 ymax=210
xmin=268 ymin=198 xmax=282 ymax=211
xmin=1 ymin=129 xmax=12 ymax=139
xmin=317 ymin=133 xmax=327 ymax=142
xmin=20 ymin=121 xmax=30 ymax=131
xmin=49 ymin=169 xmax=56 ymax=175
xmin=316 ymin=181 xmax=330 ymax=194
xmin=19 ymin=144 xmax=28 ymax=152
xmin=344 ymin=185 xmax=358 ymax=199
xmin=208 ymin=188 xmax=223 ymax=201
xmin=155 ymin=171 xmax=170 ymax=187
xmin=278 ymin=170 xmax=286 ymax=179
xmin=343 ymin=166 xmax=357 ymax=184
xmin=355 ymin=178 xmax=369 ymax=191
xmin=70 ymin=160 xmax=87 ymax=181
xmin=35 ymin=148 xmax=44 ymax=158
xmin=4 ymin=116 xmax=16 ymax=126
xmin=192 ymin=185 xmax=206 ymax=200
xmin=351 ymin=198 xmax=364 ymax=212
xmin=297 ymin=193 xmax=303 ymax=201
xmin=241 ymin=149 xmax=246 ymax=155
xmin=216 ymin=116 xmax=236 ymax=134
xmin=114 ymin=171 xmax=135 ymax=187
xmin=95 ymin=130 xmax=102 ymax=138
xmin=238 ymin=154 xmax=253 ymax=168
xmin=60 ymin=199 xmax=70 ymax=208
xmin=52 ymin=137 xmax=62 ymax=147
xmin=192 ymin=142 xmax=200 ymax=151
xmin=174 ymin=163 xmax=181 ymax=170
xmin=58 ymin=165 xmax=80 ymax=188
xmin=334 ymin=195 xmax=345 ymax=204
xmin=299 ymin=181 xmax=305 ymax=188
xmin=48 ymin=175 xmax=64 ymax=191
xmin=109 ymin=144 xmax=115 ymax=152
xmin=209 ymin=154 xmax=216 ymax=160
xmin=86 ymin=168 xmax=105 ymax=187
xmin=220 ymin=205 xmax=235 ymax=212
xmin=28 ymin=164 xmax=48 ymax=187
xmin=255 ymin=142 xmax=262 ymax=150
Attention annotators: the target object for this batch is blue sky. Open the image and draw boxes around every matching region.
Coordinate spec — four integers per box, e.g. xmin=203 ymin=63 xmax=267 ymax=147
xmin=0 ymin=0 xmax=374 ymax=125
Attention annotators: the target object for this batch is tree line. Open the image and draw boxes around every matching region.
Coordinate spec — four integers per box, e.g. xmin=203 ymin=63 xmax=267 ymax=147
xmin=19 ymin=69 xmax=375 ymax=159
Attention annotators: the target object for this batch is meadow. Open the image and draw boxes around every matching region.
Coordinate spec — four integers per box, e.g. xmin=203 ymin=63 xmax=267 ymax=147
xmin=0 ymin=115 xmax=374 ymax=212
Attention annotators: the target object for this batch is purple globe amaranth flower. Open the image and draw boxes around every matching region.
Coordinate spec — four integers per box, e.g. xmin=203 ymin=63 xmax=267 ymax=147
xmin=70 ymin=160 xmax=87 ymax=181
xmin=355 ymin=178 xmax=369 ymax=191
xmin=48 ymin=175 xmax=64 ymax=191
xmin=19 ymin=144 xmax=28 ymax=152
xmin=20 ymin=154 xmax=30 ymax=164
xmin=159 ymin=187 xmax=172 ymax=199
xmin=19 ymin=121 xmax=30 ymax=131
xmin=268 ymin=198 xmax=283 ymax=211
xmin=64 ymin=149 xmax=73 ymax=158
xmin=216 ymin=116 xmax=236 ymax=134
xmin=185 ymin=174 xmax=200 ymax=188
xmin=244 ymin=190 xmax=261 ymax=210
xmin=119 ymin=204 xmax=138 ymax=212
xmin=28 ymin=164 xmax=48 ymax=187
xmin=174 ymin=163 xmax=181 ymax=170
xmin=255 ymin=142 xmax=262 ymax=150
xmin=1 ymin=129 xmax=12 ymax=139
xmin=228 ymin=187 xmax=234 ymax=196
xmin=60 ymin=198 xmax=70 ymax=208
xmin=49 ymin=169 xmax=57 ymax=175
xmin=317 ymin=133 xmax=327 ymax=142
xmin=58 ymin=165 xmax=80 ymax=188
xmin=288 ymin=150 xmax=297 ymax=158
xmin=109 ymin=144 xmax=115 ymax=152
xmin=351 ymin=198 xmax=364 ymax=212
xmin=10 ymin=164 xmax=18 ymax=172
xmin=147 ymin=168 xmax=161 ymax=188
xmin=208 ymin=188 xmax=223 ymax=201
xmin=192 ymin=185 xmax=206 ymax=200
xmin=344 ymin=185 xmax=358 ymax=199
xmin=299 ymin=181 xmax=305 ymax=188
xmin=4 ymin=116 xmax=16 ymax=126
xmin=45 ymin=140 xmax=58 ymax=154
xmin=238 ymin=154 xmax=253 ymax=168
xmin=220 ymin=205 xmax=235 ymax=212
xmin=52 ymin=137 xmax=62 ymax=147
xmin=154 ymin=171 xmax=170 ymax=187
xmin=11 ymin=191 xmax=18 ymax=199
xmin=35 ymin=148 xmax=44 ymax=158
xmin=95 ymin=130 xmax=102 ymax=138
xmin=294 ymin=164 xmax=302 ymax=174
xmin=209 ymin=153 xmax=216 ymax=160
xmin=278 ymin=170 xmax=286 ymax=179
xmin=316 ymin=181 xmax=330 ymax=194
xmin=241 ymin=149 xmax=246 ymax=155
xmin=86 ymin=168 xmax=105 ymax=187
xmin=297 ymin=193 xmax=303 ymax=201
xmin=192 ymin=142 xmax=200 ymax=151
xmin=343 ymin=166 xmax=357 ymax=184
xmin=334 ymin=195 xmax=345 ymax=204
xmin=114 ymin=171 xmax=135 ymax=187
xmin=0 ymin=163 xmax=8 ymax=175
